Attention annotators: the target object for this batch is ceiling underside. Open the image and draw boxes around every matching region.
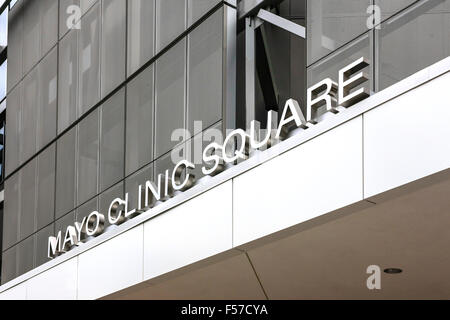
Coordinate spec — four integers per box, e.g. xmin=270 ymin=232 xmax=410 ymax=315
xmin=105 ymin=169 xmax=450 ymax=300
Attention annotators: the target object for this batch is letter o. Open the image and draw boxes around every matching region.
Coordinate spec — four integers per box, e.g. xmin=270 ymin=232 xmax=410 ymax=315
xmin=86 ymin=211 xmax=105 ymax=237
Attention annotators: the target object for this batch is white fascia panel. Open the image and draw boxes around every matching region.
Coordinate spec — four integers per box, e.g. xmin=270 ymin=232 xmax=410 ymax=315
xmin=143 ymin=181 xmax=233 ymax=281
xmin=233 ymin=117 xmax=364 ymax=246
xmin=364 ymin=71 xmax=450 ymax=198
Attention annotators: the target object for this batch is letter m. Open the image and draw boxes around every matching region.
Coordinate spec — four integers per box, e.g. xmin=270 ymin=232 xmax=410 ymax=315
xmin=48 ymin=231 xmax=63 ymax=259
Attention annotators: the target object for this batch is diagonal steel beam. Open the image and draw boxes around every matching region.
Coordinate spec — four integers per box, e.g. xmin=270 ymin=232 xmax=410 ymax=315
xmin=256 ymin=9 xmax=306 ymax=39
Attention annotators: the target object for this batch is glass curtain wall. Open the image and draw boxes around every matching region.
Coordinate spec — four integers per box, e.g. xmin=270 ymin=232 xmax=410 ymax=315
xmin=2 ymin=0 xmax=234 ymax=284
xmin=307 ymin=0 xmax=450 ymax=98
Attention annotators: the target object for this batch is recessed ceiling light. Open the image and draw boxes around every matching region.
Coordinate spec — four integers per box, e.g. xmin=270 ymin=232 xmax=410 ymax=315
xmin=384 ymin=268 xmax=402 ymax=274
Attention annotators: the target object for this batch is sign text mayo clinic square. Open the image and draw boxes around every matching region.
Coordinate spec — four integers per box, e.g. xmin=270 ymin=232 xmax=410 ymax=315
xmin=48 ymin=57 xmax=370 ymax=259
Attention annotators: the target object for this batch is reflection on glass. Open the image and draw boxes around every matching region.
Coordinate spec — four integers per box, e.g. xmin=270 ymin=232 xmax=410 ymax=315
xmin=55 ymin=127 xmax=76 ymax=218
xmin=100 ymin=89 xmax=125 ymax=192
xmin=307 ymin=32 xmax=371 ymax=86
xmin=376 ymin=0 xmax=418 ymax=22
xmin=79 ymin=2 xmax=100 ymax=115
xmin=378 ymin=0 xmax=450 ymax=91
xmin=156 ymin=0 xmax=186 ymax=52
xmin=127 ymin=0 xmax=155 ymax=76
xmin=0 ymin=60 xmax=6 ymax=101
xmin=307 ymin=0 xmax=371 ymax=65
xmin=126 ymin=66 xmax=154 ymax=176
xmin=77 ymin=109 xmax=99 ymax=206
xmin=155 ymin=40 xmax=186 ymax=158
xmin=187 ymin=8 xmax=223 ymax=134
xmin=0 ymin=8 xmax=7 ymax=47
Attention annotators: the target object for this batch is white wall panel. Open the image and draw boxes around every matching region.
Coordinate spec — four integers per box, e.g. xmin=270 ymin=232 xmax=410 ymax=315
xmin=364 ymin=72 xmax=450 ymax=198
xmin=143 ymin=181 xmax=233 ymax=280
xmin=233 ymin=117 xmax=364 ymax=246
xmin=27 ymin=258 xmax=78 ymax=300
xmin=77 ymin=225 xmax=144 ymax=300
xmin=0 ymin=283 xmax=27 ymax=300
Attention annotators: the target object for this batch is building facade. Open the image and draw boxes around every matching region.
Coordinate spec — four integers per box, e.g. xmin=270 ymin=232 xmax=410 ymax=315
xmin=0 ymin=0 xmax=449 ymax=299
